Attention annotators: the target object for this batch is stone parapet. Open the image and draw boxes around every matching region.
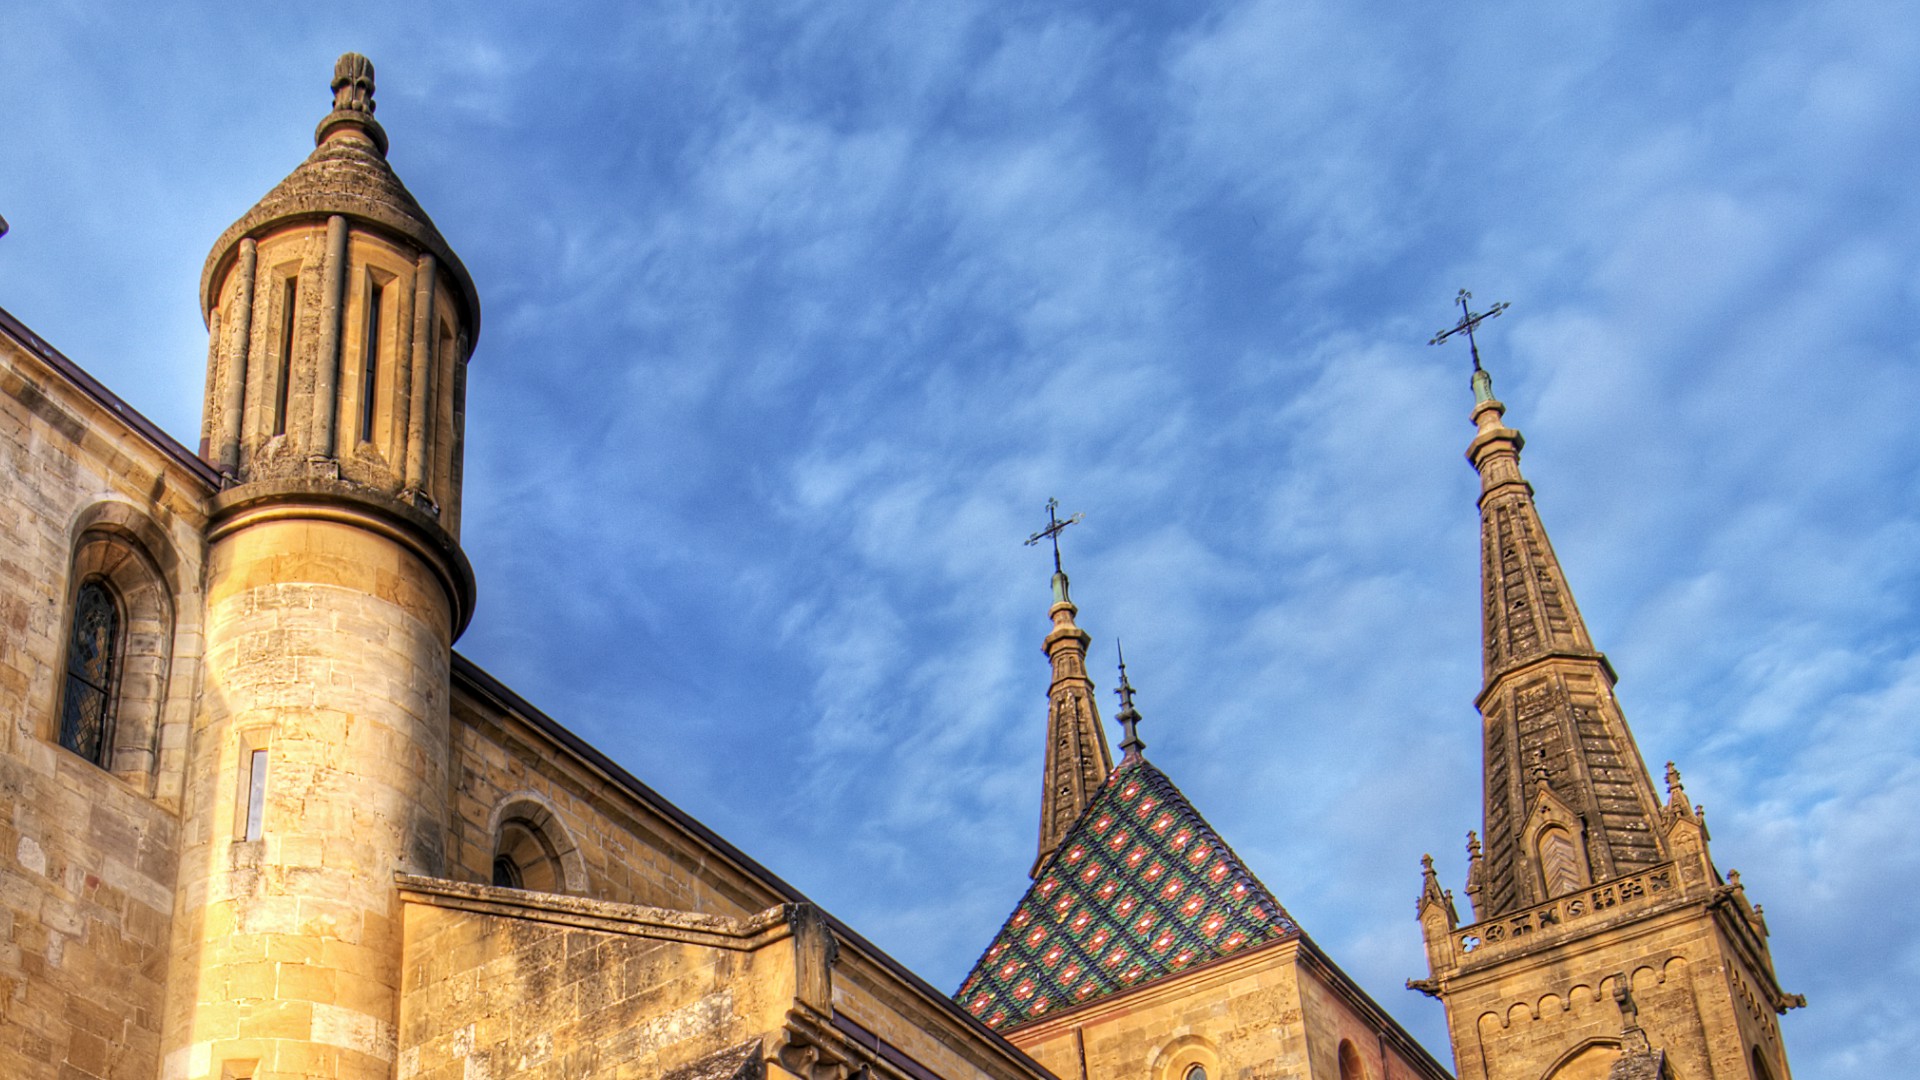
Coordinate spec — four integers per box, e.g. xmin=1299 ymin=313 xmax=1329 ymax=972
xmin=1436 ymin=863 xmax=1684 ymax=974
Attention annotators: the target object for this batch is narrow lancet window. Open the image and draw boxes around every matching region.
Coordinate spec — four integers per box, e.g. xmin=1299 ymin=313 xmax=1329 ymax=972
xmin=273 ymin=277 xmax=298 ymax=436
xmin=243 ymin=748 xmax=269 ymax=841
xmin=360 ymin=281 xmax=384 ymax=443
xmin=1536 ymin=825 xmax=1583 ymax=898
xmin=58 ymin=581 xmax=119 ymax=764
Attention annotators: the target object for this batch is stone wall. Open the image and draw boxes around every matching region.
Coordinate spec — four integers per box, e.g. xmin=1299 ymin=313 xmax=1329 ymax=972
xmin=445 ymin=680 xmax=788 ymax=919
xmin=396 ymin=879 xmax=797 ymax=1079
xmin=0 ymin=325 xmax=213 ymax=1079
xmin=1293 ymin=952 xmax=1448 ymax=1080
xmin=1011 ymin=943 xmax=1312 ymax=1080
xmin=1008 ymin=941 xmax=1450 ymax=1080
xmin=1442 ymin=904 xmax=1758 ymax=1080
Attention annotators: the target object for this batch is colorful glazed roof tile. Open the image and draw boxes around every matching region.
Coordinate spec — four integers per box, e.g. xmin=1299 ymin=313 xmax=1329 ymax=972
xmin=955 ymin=760 xmax=1300 ymax=1031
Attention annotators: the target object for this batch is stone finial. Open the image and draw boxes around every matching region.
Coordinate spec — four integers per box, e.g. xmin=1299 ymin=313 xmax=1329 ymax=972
xmin=316 ymin=53 xmax=389 ymax=154
xmin=1416 ymin=853 xmax=1453 ymax=924
xmin=333 ymin=53 xmax=377 ymax=114
xmin=1114 ymin=641 xmax=1146 ymax=764
xmin=1664 ymin=761 xmax=1688 ymax=804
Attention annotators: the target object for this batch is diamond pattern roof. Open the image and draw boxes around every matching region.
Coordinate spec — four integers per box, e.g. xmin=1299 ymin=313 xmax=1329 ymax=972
xmin=955 ymin=760 xmax=1300 ymax=1030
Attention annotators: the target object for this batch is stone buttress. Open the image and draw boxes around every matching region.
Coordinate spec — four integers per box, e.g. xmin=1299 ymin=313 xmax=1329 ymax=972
xmin=161 ymin=54 xmax=480 ymax=1080
xmin=1414 ymin=363 xmax=1800 ymax=1080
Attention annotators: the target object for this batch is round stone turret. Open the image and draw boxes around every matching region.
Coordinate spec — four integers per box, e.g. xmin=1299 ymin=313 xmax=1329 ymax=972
xmin=164 ymin=55 xmax=476 ymax=1080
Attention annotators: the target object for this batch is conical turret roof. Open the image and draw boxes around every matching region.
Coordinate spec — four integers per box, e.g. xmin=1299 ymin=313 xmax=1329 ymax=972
xmin=200 ymin=53 xmax=479 ymax=340
xmin=956 ymin=759 xmax=1299 ymax=1030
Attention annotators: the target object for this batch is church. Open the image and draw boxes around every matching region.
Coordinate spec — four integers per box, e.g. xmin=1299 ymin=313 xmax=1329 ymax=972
xmin=0 ymin=55 xmax=1800 ymax=1080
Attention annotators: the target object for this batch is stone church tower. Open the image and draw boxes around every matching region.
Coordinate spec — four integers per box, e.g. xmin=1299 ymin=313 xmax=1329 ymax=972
xmin=162 ymin=54 xmax=480 ymax=1077
xmin=1412 ymin=360 xmax=1802 ymax=1080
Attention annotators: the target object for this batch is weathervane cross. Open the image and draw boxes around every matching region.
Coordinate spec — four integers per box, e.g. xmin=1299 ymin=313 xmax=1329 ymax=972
xmin=1429 ymin=289 xmax=1509 ymax=372
xmin=1024 ymin=497 xmax=1083 ymax=574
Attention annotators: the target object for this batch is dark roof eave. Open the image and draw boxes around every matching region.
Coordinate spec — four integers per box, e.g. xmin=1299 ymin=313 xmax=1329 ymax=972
xmin=0 ymin=305 xmax=219 ymax=490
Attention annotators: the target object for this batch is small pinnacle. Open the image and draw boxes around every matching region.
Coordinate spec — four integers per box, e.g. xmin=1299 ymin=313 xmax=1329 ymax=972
xmin=1420 ymin=853 xmax=1435 ymax=873
xmin=1114 ymin=641 xmax=1145 ymax=764
xmin=1466 ymin=831 xmax=1482 ymax=858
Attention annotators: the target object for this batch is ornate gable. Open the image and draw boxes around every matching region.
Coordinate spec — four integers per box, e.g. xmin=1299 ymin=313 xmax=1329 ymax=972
xmin=956 ymin=760 xmax=1299 ymax=1030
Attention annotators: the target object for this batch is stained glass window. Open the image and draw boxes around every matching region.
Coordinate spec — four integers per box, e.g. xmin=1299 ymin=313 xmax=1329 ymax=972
xmin=59 ymin=581 xmax=118 ymax=764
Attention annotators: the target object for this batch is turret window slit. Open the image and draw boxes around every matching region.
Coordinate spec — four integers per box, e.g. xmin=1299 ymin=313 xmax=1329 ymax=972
xmin=360 ymin=280 xmax=384 ymax=443
xmin=273 ymin=277 xmax=298 ymax=436
xmin=243 ymin=748 xmax=268 ymax=841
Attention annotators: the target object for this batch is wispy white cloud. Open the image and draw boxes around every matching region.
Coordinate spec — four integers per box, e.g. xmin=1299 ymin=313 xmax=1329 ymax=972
xmin=3 ymin=0 xmax=1915 ymax=1074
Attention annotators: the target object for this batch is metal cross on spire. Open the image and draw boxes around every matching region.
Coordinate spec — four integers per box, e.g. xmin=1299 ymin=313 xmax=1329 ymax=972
xmin=1429 ymin=289 xmax=1510 ymax=373
xmin=1024 ymin=497 xmax=1084 ymax=574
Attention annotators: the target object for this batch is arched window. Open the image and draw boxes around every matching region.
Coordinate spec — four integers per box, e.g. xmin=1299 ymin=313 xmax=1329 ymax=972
xmin=1338 ymin=1039 xmax=1368 ymax=1080
xmin=493 ymin=819 xmax=561 ymax=891
xmin=1184 ymin=1066 xmax=1206 ymax=1080
xmin=58 ymin=580 xmax=120 ymax=764
xmin=1536 ymin=825 xmax=1584 ymax=899
xmin=54 ymin=507 xmax=189 ymax=800
xmin=484 ymin=792 xmax=587 ymax=895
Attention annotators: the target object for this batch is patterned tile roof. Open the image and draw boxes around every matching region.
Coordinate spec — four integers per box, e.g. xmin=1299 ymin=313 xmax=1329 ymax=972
xmin=955 ymin=760 xmax=1300 ymax=1031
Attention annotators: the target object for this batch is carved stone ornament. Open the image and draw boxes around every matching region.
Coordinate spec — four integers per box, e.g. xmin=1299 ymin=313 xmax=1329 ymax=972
xmin=333 ymin=53 xmax=377 ymax=114
xmin=776 ymin=1032 xmax=872 ymax=1080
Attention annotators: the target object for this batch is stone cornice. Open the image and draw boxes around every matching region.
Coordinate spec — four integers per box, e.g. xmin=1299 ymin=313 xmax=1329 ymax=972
xmin=1474 ymin=649 xmax=1619 ymax=710
xmin=208 ymin=478 xmax=477 ymax=637
xmin=394 ymin=874 xmax=795 ymax=951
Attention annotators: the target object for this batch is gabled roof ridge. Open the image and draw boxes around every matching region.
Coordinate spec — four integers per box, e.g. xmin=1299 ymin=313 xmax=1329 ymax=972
xmin=957 ymin=758 xmax=1301 ymax=1030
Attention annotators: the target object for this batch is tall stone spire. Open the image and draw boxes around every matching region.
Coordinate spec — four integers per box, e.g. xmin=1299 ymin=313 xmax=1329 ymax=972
xmin=1026 ymin=501 xmax=1112 ymax=876
xmin=1464 ymin=362 xmax=1666 ymax=916
xmin=1418 ymin=299 xmax=1799 ymax=1080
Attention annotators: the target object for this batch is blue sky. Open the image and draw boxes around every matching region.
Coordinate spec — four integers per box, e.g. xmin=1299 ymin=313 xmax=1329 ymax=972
xmin=3 ymin=2 xmax=1915 ymax=1074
